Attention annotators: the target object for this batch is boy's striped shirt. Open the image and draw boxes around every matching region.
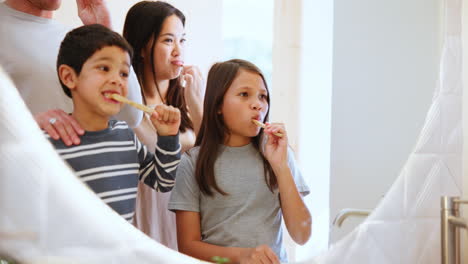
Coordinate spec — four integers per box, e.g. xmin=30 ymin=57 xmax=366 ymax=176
xmin=46 ymin=120 xmax=180 ymax=221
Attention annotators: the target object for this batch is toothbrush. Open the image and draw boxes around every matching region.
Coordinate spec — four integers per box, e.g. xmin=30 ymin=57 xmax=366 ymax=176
xmin=251 ymin=119 xmax=283 ymax=137
xmin=106 ymin=94 xmax=155 ymax=114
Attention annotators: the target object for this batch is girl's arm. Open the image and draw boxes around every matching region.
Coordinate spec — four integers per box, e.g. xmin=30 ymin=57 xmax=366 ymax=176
xmin=275 ymin=165 xmax=312 ymax=245
xmin=176 ymin=211 xmax=280 ymax=264
xmin=263 ymin=123 xmax=312 ymax=245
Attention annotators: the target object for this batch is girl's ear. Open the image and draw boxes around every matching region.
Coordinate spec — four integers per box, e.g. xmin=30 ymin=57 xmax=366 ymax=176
xmin=58 ymin=64 xmax=78 ymax=91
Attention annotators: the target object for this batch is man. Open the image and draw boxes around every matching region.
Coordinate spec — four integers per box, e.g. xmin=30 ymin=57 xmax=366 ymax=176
xmin=0 ymin=0 xmax=142 ymax=146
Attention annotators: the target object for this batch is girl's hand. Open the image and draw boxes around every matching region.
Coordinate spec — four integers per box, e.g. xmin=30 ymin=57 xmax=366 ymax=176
xmin=150 ymin=104 xmax=181 ymax=136
xmin=182 ymin=65 xmax=205 ymax=109
xmin=35 ymin=109 xmax=84 ymax=146
xmin=263 ymin=123 xmax=288 ymax=169
xmin=76 ymin=0 xmax=112 ymax=28
xmin=240 ymin=245 xmax=280 ymax=264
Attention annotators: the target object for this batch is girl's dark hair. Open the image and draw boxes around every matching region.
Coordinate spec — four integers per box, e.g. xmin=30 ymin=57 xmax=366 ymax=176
xmin=57 ymin=24 xmax=133 ymax=98
xmin=195 ymin=59 xmax=277 ymax=196
xmin=123 ymin=1 xmax=192 ymax=132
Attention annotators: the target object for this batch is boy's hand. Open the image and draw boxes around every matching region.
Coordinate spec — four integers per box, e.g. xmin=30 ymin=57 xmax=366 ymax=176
xmin=150 ymin=105 xmax=181 ymax=136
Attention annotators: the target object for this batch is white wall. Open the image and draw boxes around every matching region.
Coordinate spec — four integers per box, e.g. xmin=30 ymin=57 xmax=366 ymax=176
xmin=296 ymin=0 xmax=334 ymax=260
xmin=54 ymin=0 xmax=222 ymax=75
xmin=329 ymin=0 xmax=442 ymax=243
xmin=462 ymin=0 xmax=468 ymax=261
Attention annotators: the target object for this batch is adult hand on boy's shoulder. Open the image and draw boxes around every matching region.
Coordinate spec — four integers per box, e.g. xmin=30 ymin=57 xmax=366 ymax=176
xmin=76 ymin=0 xmax=112 ymax=28
xmin=36 ymin=109 xmax=84 ymax=146
xmin=150 ymin=105 xmax=181 ymax=136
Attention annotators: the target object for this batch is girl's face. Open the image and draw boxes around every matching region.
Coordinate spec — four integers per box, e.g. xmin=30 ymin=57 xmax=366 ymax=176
xmin=143 ymin=14 xmax=186 ymax=81
xmin=220 ymin=69 xmax=269 ymax=146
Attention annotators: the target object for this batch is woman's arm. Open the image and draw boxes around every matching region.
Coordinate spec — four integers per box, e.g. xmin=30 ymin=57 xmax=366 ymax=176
xmin=263 ymin=123 xmax=312 ymax=245
xmin=182 ymin=65 xmax=204 ymax=134
xmin=176 ymin=211 xmax=280 ymax=264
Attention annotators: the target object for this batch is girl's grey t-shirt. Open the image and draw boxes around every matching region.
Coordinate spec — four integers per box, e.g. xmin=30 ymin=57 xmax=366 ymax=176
xmin=168 ymin=143 xmax=310 ymax=262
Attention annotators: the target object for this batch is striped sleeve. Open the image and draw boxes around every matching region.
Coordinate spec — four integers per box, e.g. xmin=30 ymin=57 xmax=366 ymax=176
xmin=136 ymin=133 xmax=181 ymax=192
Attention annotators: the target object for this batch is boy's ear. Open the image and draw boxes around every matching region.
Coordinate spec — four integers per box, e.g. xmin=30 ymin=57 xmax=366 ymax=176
xmin=58 ymin=64 xmax=78 ymax=90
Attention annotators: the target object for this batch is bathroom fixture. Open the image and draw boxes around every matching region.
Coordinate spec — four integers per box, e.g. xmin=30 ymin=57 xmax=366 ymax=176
xmin=441 ymin=196 xmax=468 ymax=264
xmin=332 ymin=208 xmax=372 ymax=228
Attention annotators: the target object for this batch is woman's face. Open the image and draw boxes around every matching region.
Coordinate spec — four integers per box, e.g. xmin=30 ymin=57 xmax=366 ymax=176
xmin=145 ymin=14 xmax=186 ymax=82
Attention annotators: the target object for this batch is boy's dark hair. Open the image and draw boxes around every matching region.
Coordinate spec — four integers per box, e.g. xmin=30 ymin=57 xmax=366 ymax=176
xmin=57 ymin=24 xmax=134 ymax=98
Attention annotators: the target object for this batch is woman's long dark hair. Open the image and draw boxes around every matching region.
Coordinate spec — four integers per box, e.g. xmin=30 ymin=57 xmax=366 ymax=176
xmin=195 ymin=59 xmax=277 ymax=196
xmin=123 ymin=1 xmax=193 ymax=132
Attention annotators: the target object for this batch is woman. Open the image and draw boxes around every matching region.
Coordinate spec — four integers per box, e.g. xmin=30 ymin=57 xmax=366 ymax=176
xmin=123 ymin=1 xmax=204 ymax=250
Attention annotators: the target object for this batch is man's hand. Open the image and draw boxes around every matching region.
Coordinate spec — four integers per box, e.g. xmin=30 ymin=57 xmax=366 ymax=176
xmin=150 ymin=105 xmax=181 ymax=136
xmin=76 ymin=0 xmax=112 ymax=28
xmin=35 ymin=109 xmax=84 ymax=146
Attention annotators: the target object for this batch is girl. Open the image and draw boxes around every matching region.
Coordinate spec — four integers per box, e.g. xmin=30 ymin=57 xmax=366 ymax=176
xmin=169 ymin=59 xmax=311 ymax=264
xmin=123 ymin=1 xmax=204 ymax=250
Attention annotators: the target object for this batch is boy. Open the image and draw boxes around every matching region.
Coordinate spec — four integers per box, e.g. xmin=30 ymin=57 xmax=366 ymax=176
xmin=47 ymin=24 xmax=181 ymax=222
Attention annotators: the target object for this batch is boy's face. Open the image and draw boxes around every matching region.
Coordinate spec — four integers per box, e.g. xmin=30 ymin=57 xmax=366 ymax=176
xmin=69 ymin=46 xmax=131 ymax=119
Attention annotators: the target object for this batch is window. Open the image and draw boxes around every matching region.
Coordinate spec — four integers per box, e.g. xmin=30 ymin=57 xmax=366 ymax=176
xmin=222 ymin=0 xmax=273 ymax=85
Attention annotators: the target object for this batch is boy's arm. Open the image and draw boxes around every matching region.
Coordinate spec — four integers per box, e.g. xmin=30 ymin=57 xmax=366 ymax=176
xmin=136 ymin=134 xmax=181 ymax=192
xmin=176 ymin=211 xmax=280 ymax=264
xmin=138 ymin=104 xmax=181 ymax=192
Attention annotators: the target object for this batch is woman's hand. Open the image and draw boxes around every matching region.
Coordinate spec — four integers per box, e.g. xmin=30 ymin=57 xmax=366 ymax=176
xmin=35 ymin=109 xmax=84 ymax=146
xmin=263 ymin=123 xmax=288 ymax=170
xmin=240 ymin=245 xmax=280 ymax=264
xmin=150 ymin=104 xmax=181 ymax=136
xmin=76 ymin=0 xmax=112 ymax=28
